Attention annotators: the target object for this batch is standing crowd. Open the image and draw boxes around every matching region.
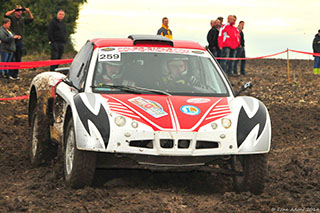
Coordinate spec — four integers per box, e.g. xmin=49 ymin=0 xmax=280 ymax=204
xmin=207 ymin=15 xmax=246 ymax=76
xmin=0 ymin=5 xmax=66 ymax=80
xmin=157 ymin=15 xmax=320 ymax=76
xmin=156 ymin=15 xmax=247 ymax=76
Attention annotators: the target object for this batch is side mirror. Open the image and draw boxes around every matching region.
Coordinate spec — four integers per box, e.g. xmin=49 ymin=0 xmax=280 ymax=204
xmin=62 ymin=77 xmax=81 ymax=93
xmin=235 ymin=81 xmax=252 ymax=96
xmin=54 ymin=67 xmax=69 ymax=75
xmin=62 ymin=77 xmax=73 ymax=87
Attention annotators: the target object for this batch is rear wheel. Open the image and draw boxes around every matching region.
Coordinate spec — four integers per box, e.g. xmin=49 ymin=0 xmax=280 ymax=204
xmin=232 ymin=154 xmax=267 ymax=195
xmin=30 ymin=105 xmax=57 ymax=166
xmin=64 ymin=119 xmax=96 ymax=188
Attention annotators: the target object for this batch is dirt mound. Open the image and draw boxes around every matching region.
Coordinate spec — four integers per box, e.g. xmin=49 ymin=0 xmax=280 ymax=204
xmin=0 ymin=59 xmax=319 ymax=212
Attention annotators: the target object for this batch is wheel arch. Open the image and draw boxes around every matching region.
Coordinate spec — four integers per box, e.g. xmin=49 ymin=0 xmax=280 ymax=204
xmin=28 ymin=86 xmax=55 ymax=126
xmin=63 ymin=105 xmax=73 ymax=143
xmin=28 ymin=71 xmax=65 ymax=126
xmin=28 ymin=85 xmax=37 ymax=125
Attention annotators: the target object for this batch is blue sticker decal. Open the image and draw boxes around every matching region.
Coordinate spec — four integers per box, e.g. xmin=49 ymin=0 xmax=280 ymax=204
xmin=180 ymin=105 xmax=200 ymax=115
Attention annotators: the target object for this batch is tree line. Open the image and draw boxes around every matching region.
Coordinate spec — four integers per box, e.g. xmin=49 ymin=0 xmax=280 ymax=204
xmin=0 ymin=0 xmax=87 ymax=54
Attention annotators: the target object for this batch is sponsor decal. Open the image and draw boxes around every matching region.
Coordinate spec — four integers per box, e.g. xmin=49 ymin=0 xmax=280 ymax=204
xmin=180 ymin=105 xmax=201 ymax=115
xmin=192 ymin=50 xmax=205 ymax=54
xmin=101 ymin=47 xmax=115 ymax=51
xmin=117 ymin=47 xmax=191 ymax=54
xmin=129 ymin=97 xmax=168 ymax=118
xmin=186 ymin=98 xmax=211 ymax=104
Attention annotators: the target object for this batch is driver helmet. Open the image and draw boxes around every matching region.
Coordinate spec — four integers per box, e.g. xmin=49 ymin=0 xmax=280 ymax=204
xmin=105 ymin=61 xmax=124 ymax=80
xmin=164 ymin=57 xmax=188 ymax=80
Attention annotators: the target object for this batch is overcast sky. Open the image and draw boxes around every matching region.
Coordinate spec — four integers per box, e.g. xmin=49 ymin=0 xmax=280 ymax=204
xmin=71 ymin=0 xmax=319 ymax=59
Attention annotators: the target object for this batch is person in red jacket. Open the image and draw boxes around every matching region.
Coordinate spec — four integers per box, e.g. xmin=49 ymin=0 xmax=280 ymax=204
xmin=218 ymin=15 xmax=240 ymax=75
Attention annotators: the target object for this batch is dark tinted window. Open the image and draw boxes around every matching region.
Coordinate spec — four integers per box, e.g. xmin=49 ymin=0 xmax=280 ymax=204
xmin=68 ymin=41 xmax=94 ymax=89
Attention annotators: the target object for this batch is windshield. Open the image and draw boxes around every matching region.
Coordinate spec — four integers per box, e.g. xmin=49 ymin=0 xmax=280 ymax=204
xmin=92 ymin=48 xmax=229 ymax=96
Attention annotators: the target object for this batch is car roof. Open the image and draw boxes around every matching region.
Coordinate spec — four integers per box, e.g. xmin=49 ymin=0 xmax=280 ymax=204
xmin=90 ymin=35 xmax=206 ymax=51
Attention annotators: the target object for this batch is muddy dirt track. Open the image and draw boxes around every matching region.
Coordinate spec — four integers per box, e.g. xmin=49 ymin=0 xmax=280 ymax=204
xmin=0 ymin=59 xmax=319 ymax=212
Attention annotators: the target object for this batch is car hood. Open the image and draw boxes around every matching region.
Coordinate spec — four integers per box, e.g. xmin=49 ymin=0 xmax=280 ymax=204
xmin=101 ymin=94 xmax=231 ymax=131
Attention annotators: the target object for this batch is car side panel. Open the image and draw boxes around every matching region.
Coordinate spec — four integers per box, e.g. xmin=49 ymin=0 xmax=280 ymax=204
xmin=230 ymin=96 xmax=271 ymax=154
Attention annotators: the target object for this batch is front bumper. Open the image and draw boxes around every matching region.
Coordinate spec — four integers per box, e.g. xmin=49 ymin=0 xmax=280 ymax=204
xmin=95 ymin=152 xmax=239 ymax=174
xmin=77 ymin=127 xmax=267 ymax=156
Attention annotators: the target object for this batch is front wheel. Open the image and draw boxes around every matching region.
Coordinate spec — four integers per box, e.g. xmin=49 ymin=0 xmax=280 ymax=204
xmin=64 ymin=119 xmax=96 ymax=188
xmin=232 ymin=154 xmax=267 ymax=195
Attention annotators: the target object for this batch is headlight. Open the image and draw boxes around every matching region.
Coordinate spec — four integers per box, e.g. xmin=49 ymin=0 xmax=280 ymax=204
xmin=211 ymin=122 xmax=218 ymax=130
xmin=131 ymin=121 xmax=138 ymax=128
xmin=221 ymin=118 xmax=232 ymax=129
xmin=115 ymin=116 xmax=126 ymax=127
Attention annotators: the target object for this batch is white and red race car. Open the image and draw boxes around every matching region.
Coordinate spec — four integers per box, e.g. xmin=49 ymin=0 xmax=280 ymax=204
xmin=28 ymin=35 xmax=271 ymax=194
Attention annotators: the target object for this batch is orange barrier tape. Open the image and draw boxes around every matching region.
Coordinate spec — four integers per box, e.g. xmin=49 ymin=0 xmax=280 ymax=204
xmin=0 ymin=59 xmax=73 ymax=70
xmin=0 ymin=95 xmax=29 ymax=101
xmin=216 ymin=50 xmax=288 ymax=60
xmin=216 ymin=49 xmax=320 ymax=60
xmin=288 ymin=49 xmax=320 ymax=57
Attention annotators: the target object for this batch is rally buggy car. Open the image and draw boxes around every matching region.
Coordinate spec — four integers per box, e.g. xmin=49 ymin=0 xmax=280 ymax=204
xmin=28 ymin=35 xmax=271 ymax=194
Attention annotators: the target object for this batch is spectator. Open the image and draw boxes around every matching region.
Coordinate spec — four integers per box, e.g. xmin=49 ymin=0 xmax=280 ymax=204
xmin=226 ymin=15 xmax=238 ymax=74
xmin=210 ymin=20 xmax=214 ymax=28
xmin=0 ymin=18 xmax=21 ymax=79
xmin=207 ymin=19 xmax=221 ymax=57
xmin=217 ymin=16 xmax=224 ymax=25
xmin=48 ymin=9 xmax=67 ymax=71
xmin=157 ymin=17 xmax=173 ymax=40
xmin=4 ymin=5 xmax=33 ymax=80
xmin=233 ymin=21 xmax=246 ymax=75
xmin=312 ymin=29 xmax=320 ymax=74
xmin=218 ymin=15 xmax=240 ymax=75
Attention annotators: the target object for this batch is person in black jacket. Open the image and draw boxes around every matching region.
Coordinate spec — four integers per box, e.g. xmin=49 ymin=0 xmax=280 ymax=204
xmin=312 ymin=29 xmax=320 ymax=74
xmin=206 ymin=19 xmax=221 ymax=57
xmin=233 ymin=21 xmax=246 ymax=75
xmin=48 ymin=9 xmax=66 ymax=71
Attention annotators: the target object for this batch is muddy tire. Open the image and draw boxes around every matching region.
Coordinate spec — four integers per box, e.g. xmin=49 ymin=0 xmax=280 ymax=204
xmin=64 ymin=119 xmax=96 ymax=189
xmin=30 ymin=105 xmax=57 ymax=166
xmin=232 ymin=154 xmax=267 ymax=195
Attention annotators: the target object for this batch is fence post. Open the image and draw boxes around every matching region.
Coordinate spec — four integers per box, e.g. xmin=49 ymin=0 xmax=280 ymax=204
xmin=287 ymin=48 xmax=290 ymax=83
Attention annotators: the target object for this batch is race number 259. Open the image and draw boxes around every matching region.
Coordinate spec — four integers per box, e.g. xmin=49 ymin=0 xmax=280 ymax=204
xmin=99 ymin=53 xmax=120 ymax=61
